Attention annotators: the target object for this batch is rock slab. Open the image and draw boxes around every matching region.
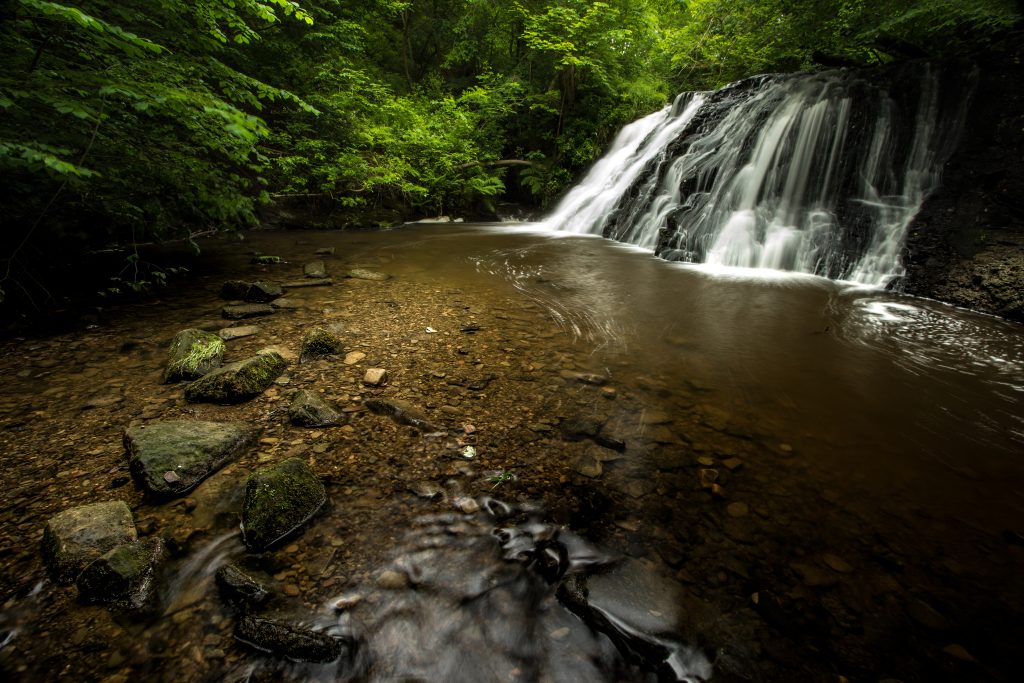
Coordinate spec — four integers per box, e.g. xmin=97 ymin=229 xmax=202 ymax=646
xmin=124 ymin=420 xmax=258 ymax=497
xmin=42 ymin=501 xmax=137 ymax=584
xmin=184 ymin=352 xmax=287 ymax=404
xmin=242 ymin=458 xmax=326 ymax=551
xmin=289 ymin=390 xmax=344 ymax=427
xmin=164 ymin=328 xmax=225 ymax=383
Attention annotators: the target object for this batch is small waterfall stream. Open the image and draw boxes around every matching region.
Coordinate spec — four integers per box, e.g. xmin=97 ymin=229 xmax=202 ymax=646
xmin=541 ymin=64 xmax=973 ymax=286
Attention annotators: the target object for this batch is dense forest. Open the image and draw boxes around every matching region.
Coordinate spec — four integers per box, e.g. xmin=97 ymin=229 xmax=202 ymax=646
xmin=0 ymin=0 xmax=1019 ymax=308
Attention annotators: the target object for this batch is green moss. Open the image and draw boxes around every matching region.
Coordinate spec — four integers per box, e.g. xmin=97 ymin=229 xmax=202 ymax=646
xmin=184 ymin=352 xmax=286 ymax=404
xmin=164 ymin=329 xmax=225 ymax=382
xmin=241 ymin=458 xmax=326 ymax=551
xmin=300 ymin=327 xmax=342 ymax=363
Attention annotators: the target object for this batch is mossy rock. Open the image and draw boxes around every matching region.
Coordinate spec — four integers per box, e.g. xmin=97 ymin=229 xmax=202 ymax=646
xmin=76 ymin=537 xmax=167 ymax=610
xmin=241 ymin=458 xmax=326 ymax=552
xmin=124 ymin=420 xmax=258 ymax=497
xmin=164 ymin=328 xmax=225 ymax=383
xmin=184 ymin=351 xmax=286 ymax=404
xmin=41 ymin=501 xmax=137 ymax=584
xmin=288 ymin=390 xmax=344 ymax=427
xmin=299 ymin=327 xmax=342 ymax=363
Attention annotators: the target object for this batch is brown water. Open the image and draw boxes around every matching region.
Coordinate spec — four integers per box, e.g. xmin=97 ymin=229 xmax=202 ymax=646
xmin=0 ymin=225 xmax=1022 ymax=682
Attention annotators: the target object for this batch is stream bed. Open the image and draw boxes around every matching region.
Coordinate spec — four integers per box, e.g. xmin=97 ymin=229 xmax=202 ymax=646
xmin=0 ymin=224 xmax=1022 ymax=682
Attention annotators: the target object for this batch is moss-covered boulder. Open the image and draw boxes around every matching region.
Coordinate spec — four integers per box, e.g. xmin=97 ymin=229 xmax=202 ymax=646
xmin=124 ymin=420 xmax=258 ymax=497
xmin=164 ymin=328 xmax=225 ymax=383
xmin=299 ymin=327 xmax=342 ymax=363
xmin=42 ymin=501 xmax=137 ymax=584
xmin=76 ymin=537 xmax=167 ymax=610
xmin=184 ymin=351 xmax=286 ymax=404
xmin=241 ymin=458 xmax=326 ymax=552
xmin=288 ymin=390 xmax=344 ymax=427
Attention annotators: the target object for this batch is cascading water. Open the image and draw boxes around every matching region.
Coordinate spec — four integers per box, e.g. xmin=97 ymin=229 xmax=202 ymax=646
xmin=541 ymin=64 xmax=973 ymax=286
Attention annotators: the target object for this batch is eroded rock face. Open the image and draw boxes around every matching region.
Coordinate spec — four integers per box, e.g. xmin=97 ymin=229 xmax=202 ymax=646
xmin=241 ymin=458 xmax=326 ymax=552
xmin=124 ymin=420 xmax=258 ymax=497
xmin=41 ymin=501 xmax=137 ymax=584
xmin=76 ymin=537 xmax=167 ymax=610
xmin=288 ymin=390 xmax=344 ymax=427
xmin=183 ymin=352 xmax=286 ymax=404
xmin=163 ymin=328 xmax=225 ymax=383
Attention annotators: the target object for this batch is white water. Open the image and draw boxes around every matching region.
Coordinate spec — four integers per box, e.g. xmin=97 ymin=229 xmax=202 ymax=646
xmin=542 ymin=66 xmax=970 ymax=286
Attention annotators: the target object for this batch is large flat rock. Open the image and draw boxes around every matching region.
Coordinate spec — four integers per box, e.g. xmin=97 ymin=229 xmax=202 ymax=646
xmin=42 ymin=501 xmax=137 ymax=584
xmin=124 ymin=420 xmax=258 ymax=497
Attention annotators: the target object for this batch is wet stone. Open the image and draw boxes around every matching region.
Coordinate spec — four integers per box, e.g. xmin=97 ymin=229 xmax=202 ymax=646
xmin=270 ymin=298 xmax=302 ymax=310
xmin=76 ymin=537 xmax=167 ymax=610
xmin=304 ymin=261 xmax=328 ymax=279
xmin=344 ymin=352 xmax=366 ymax=365
xmin=314 ymin=247 xmax=335 ymax=256
xmin=282 ymin=278 xmax=333 ymax=288
xmin=377 ymin=569 xmax=409 ymax=589
xmin=363 ymin=368 xmax=388 ymax=387
xmin=235 ymin=615 xmax=347 ymax=663
xmin=560 ymin=416 xmax=603 ymax=442
xmin=163 ymin=328 xmax=224 ymax=383
xmin=184 ymin=352 xmax=286 ymax=404
xmin=124 ymin=420 xmax=257 ymax=497
xmin=42 ymin=500 xmax=137 ymax=584
xmin=346 ymin=268 xmax=390 ymax=281
xmin=410 ymin=480 xmax=443 ymax=499
xmin=365 ymin=397 xmax=444 ymax=432
xmin=289 ymin=390 xmax=344 ymax=427
xmin=222 ymin=303 xmax=276 ymax=320
xmin=219 ymin=325 xmax=260 ymax=341
xmin=241 ymin=457 xmax=327 ymax=552
xmin=300 ymin=327 xmax=342 ymax=363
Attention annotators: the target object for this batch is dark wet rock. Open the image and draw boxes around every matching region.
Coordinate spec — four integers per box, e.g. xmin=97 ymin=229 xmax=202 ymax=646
xmin=220 ymin=280 xmax=251 ymax=300
xmin=288 ymin=389 xmax=343 ymax=427
xmin=163 ymin=328 xmax=225 ymax=383
xmin=42 ymin=501 xmax=137 ymax=584
xmin=235 ymin=615 xmax=348 ymax=662
xmin=184 ymin=351 xmax=286 ymax=404
xmin=241 ymin=458 xmax=327 ymax=552
xmin=219 ymin=325 xmax=260 ymax=341
xmin=560 ymin=416 xmax=603 ymax=442
xmin=304 ymin=261 xmax=328 ymax=278
xmin=362 ymin=368 xmax=388 ymax=386
xmin=124 ymin=420 xmax=257 ymax=497
xmin=222 ymin=303 xmax=275 ymax=320
xmin=216 ymin=562 xmax=271 ymax=608
xmin=365 ymin=397 xmax=445 ymax=432
xmin=247 ymin=281 xmax=283 ymax=303
xmin=282 ymin=278 xmax=333 ymax=288
xmin=300 ymin=327 xmax=342 ymax=363
xmin=557 ymin=559 xmax=714 ymax=681
xmin=346 ymin=268 xmax=389 ymax=281
xmin=76 ymin=537 xmax=167 ymax=610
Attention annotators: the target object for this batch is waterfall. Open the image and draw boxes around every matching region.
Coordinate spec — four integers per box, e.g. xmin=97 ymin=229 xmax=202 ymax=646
xmin=541 ymin=64 xmax=972 ymax=286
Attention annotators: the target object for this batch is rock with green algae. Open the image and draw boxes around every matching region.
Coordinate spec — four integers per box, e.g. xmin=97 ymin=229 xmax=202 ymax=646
xmin=163 ymin=328 xmax=225 ymax=383
xmin=299 ymin=327 xmax=342 ymax=363
xmin=124 ymin=420 xmax=258 ymax=497
xmin=42 ymin=500 xmax=137 ymax=584
xmin=241 ymin=458 xmax=326 ymax=552
xmin=76 ymin=537 xmax=167 ymax=610
xmin=184 ymin=351 xmax=286 ymax=404
xmin=288 ymin=390 xmax=344 ymax=427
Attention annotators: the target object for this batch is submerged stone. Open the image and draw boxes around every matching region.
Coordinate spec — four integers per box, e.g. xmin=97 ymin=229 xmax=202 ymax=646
xmin=364 ymin=397 xmax=444 ymax=432
xmin=184 ymin=351 xmax=286 ymax=404
xmin=300 ymin=327 xmax=342 ymax=363
xmin=282 ymin=278 xmax=333 ymax=288
xmin=241 ymin=458 xmax=326 ymax=552
xmin=124 ymin=420 xmax=257 ymax=497
xmin=76 ymin=537 xmax=167 ymax=610
xmin=216 ymin=562 xmax=272 ymax=608
xmin=289 ymin=390 xmax=344 ymax=427
xmin=346 ymin=268 xmax=389 ymax=281
xmin=163 ymin=328 xmax=225 ymax=383
xmin=222 ymin=303 xmax=276 ymax=320
xmin=304 ymin=261 xmax=328 ymax=279
xmin=42 ymin=501 xmax=137 ymax=584
xmin=235 ymin=615 xmax=348 ymax=662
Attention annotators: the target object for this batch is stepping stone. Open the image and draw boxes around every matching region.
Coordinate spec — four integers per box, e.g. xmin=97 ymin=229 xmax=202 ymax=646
xmin=219 ymin=325 xmax=260 ymax=341
xmin=184 ymin=352 xmax=286 ymax=404
xmin=124 ymin=420 xmax=258 ymax=497
xmin=304 ymin=261 xmax=328 ymax=278
xmin=164 ymin=328 xmax=224 ymax=382
xmin=42 ymin=501 xmax=137 ymax=584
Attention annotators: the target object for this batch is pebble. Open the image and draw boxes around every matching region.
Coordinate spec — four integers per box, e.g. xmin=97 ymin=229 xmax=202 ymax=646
xmin=363 ymin=368 xmax=388 ymax=386
xmin=345 ymin=352 xmax=366 ymax=365
xmin=377 ymin=569 xmax=409 ymax=589
xmin=697 ymin=456 xmax=716 ymax=467
xmin=332 ymin=594 xmax=363 ymax=611
xmin=726 ymin=502 xmax=749 ymax=518
xmin=283 ymin=584 xmax=300 ymax=597
xmin=455 ymin=497 xmax=480 ymax=514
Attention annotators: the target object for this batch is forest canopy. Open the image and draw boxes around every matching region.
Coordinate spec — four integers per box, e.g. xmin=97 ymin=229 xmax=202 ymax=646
xmin=0 ymin=0 xmax=1019 ymax=305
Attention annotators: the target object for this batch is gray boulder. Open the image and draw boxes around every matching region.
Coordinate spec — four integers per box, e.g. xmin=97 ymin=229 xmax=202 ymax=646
xmin=184 ymin=351 xmax=286 ymax=404
xmin=163 ymin=328 xmax=225 ymax=383
xmin=288 ymin=390 xmax=344 ymax=427
xmin=241 ymin=458 xmax=326 ymax=552
xmin=76 ymin=537 xmax=167 ymax=610
xmin=299 ymin=327 xmax=342 ymax=363
xmin=41 ymin=501 xmax=137 ymax=584
xmin=124 ymin=420 xmax=258 ymax=497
